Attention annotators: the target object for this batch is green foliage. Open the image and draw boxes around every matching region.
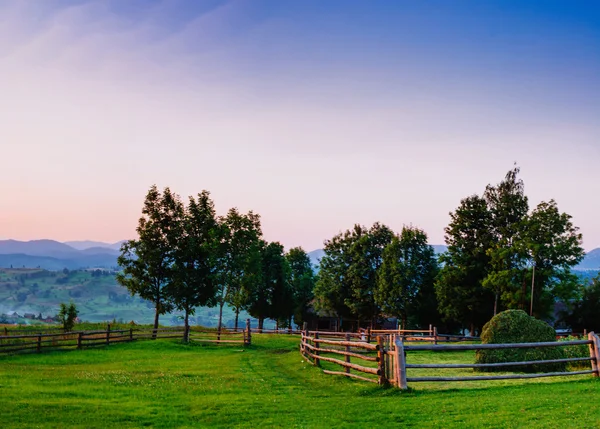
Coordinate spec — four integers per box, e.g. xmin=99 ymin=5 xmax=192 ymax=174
xmin=438 ymin=167 xmax=584 ymax=332
xmin=247 ymin=241 xmax=292 ymax=329
xmin=436 ymin=195 xmax=495 ymax=335
xmin=116 ymin=185 xmax=183 ymax=330
xmin=314 ymin=223 xmax=394 ymax=326
xmin=475 ymin=310 xmax=565 ymax=372
xmin=214 ymin=208 xmax=263 ymax=330
xmin=286 ymin=247 xmax=316 ymax=328
xmin=57 ymin=301 xmax=78 ymax=331
xmin=558 ymin=335 xmax=591 ymax=370
xmin=375 ymin=226 xmax=439 ymax=329
xmin=562 ymin=275 xmax=600 ymax=332
xmin=167 ymin=190 xmax=219 ymax=336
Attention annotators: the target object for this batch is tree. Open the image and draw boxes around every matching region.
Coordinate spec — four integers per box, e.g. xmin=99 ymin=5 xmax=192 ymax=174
xmin=286 ymin=247 xmax=316 ymax=328
xmin=313 ymin=228 xmax=356 ymax=327
xmin=116 ymin=185 xmax=182 ymax=337
xmin=167 ymin=191 xmax=219 ymax=340
xmin=57 ymin=302 xmax=78 ymax=332
xmin=482 ymin=166 xmax=529 ymax=314
xmin=562 ymin=275 xmax=600 ymax=332
xmin=247 ymin=241 xmax=292 ymax=329
xmin=314 ymin=223 xmax=394 ymax=329
xmin=521 ymin=200 xmax=584 ymax=317
xmin=214 ymin=208 xmax=263 ymax=331
xmin=345 ymin=222 xmax=394 ymax=327
xmin=436 ymin=195 xmax=495 ymax=335
xmin=375 ymin=226 xmax=439 ymax=330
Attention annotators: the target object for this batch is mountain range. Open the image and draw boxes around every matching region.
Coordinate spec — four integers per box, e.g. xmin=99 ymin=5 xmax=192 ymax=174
xmin=0 ymin=239 xmax=598 ymax=272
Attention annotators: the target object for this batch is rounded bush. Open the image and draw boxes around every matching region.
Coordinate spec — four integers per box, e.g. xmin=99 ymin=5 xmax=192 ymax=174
xmin=475 ymin=310 xmax=566 ymax=373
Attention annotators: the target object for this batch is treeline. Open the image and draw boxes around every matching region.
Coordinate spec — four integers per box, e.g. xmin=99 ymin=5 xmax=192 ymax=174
xmin=117 ymin=187 xmax=316 ymax=334
xmin=119 ymin=167 xmax=588 ymax=336
xmin=314 ymin=167 xmax=585 ymax=335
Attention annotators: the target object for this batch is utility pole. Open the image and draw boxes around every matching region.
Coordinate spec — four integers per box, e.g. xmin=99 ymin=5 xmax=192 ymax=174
xmin=530 ymin=264 xmax=536 ymax=316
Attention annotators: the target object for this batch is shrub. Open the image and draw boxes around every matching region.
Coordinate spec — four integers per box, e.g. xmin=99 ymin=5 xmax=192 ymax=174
xmin=475 ymin=310 xmax=566 ymax=372
xmin=559 ymin=335 xmax=591 ymax=370
xmin=57 ymin=302 xmax=79 ymax=332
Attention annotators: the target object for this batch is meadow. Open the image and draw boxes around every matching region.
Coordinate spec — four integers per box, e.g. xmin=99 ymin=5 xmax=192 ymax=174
xmin=1 ymin=335 xmax=599 ymax=428
xmin=0 ymin=268 xmax=253 ymax=327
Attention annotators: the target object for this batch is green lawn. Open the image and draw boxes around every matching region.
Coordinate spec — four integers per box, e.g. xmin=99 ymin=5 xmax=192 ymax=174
xmin=1 ymin=335 xmax=599 ymax=428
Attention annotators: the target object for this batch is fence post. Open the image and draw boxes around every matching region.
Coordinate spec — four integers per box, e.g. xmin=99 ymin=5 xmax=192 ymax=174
xmin=377 ymin=336 xmax=388 ymax=386
xmin=589 ymin=332 xmax=600 ymax=377
xmin=37 ymin=335 xmax=42 ymax=353
xmin=77 ymin=332 xmax=82 ymax=349
xmin=314 ymin=332 xmax=320 ymax=367
xmin=367 ymin=327 xmax=371 ymax=344
xmin=433 ymin=327 xmax=438 ymax=346
xmin=106 ymin=324 xmax=111 ymax=345
xmin=245 ymin=319 xmax=251 ymax=346
xmin=130 ymin=328 xmax=134 ymax=341
xmin=394 ymin=336 xmax=407 ymax=389
xmin=345 ymin=333 xmax=351 ymax=375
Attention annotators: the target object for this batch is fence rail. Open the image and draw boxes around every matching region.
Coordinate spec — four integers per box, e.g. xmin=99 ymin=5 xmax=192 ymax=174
xmin=0 ymin=320 xmax=253 ymax=356
xmin=299 ymin=329 xmax=600 ymax=390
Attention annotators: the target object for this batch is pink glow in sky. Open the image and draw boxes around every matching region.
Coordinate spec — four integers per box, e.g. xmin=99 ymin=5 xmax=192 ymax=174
xmin=1 ymin=1 xmax=599 ymax=251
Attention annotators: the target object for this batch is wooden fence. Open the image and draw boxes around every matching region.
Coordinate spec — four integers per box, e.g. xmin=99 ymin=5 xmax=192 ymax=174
xmin=360 ymin=327 xmax=480 ymax=344
xmin=300 ymin=330 xmax=600 ymax=389
xmin=300 ymin=331 xmax=385 ymax=384
xmin=0 ymin=320 xmax=252 ymax=356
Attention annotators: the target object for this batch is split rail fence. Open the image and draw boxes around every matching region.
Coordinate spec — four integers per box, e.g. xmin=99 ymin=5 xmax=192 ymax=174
xmin=300 ymin=330 xmax=600 ymax=389
xmin=0 ymin=320 xmax=252 ymax=356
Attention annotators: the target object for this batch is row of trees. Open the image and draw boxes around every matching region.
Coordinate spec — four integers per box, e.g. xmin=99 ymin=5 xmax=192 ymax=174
xmin=313 ymin=167 xmax=585 ymax=334
xmin=314 ymin=223 xmax=439 ymax=330
xmin=116 ymin=186 xmax=316 ymax=336
xmin=119 ymin=167 xmax=586 ymax=336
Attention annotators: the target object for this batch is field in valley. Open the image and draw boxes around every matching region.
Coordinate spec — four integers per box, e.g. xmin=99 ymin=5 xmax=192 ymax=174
xmin=1 ymin=335 xmax=599 ymax=428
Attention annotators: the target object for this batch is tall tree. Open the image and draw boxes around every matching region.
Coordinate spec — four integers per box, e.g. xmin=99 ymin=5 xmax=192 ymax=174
xmin=167 ymin=191 xmax=219 ymax=340
xmin=436 ymin=195 xmax=495 ymax=335
xmin=482 ymin=166 xmax=529 ymax=314
xmin=375 ymin=226 xmax=438 ymax=330
xmin=214 ymin=208 xmax=263 ymax=331
xmin=286 ymin=247 xmax=316 ymax=328
xmin=116 ymin=186 xmax=182 ymax=335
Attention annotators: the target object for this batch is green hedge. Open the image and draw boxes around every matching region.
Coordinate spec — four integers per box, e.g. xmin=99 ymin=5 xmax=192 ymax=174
xmin=475 ymin=310 xmax=566 ymax=373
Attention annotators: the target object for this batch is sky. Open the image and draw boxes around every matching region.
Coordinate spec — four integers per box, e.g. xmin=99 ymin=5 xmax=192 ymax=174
xmin=0 ymin=0 xmax=599 ymax=251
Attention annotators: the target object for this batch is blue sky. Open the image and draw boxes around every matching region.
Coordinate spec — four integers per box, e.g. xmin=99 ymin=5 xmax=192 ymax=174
xmin=1 ymin=0 xmax=599 ymax=250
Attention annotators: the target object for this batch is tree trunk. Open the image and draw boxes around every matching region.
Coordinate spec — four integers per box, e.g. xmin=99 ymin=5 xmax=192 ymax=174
xmin=234 ymin=309 xmax=239 ymax=331
xmin=153 ymin=299 xmax=160 ymax=340
xmin=184 ymin=310 xmax=189 ymax=343
xmin=258 ymin=317 xmax=264 ymax=330
xmin=218 ymin=301 xmax=224 ymax=332
xmin=493 ymin=292 xmax=499 ymax=316
xmin=470 ymin=323 xmax=475 ymax=337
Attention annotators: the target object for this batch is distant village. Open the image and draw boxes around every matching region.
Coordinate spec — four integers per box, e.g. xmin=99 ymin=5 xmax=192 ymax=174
xmin=0 ymin=311 xmax=60 ymax=325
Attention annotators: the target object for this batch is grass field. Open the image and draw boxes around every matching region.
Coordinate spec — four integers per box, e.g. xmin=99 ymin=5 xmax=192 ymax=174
xmin=0 ymin=268 xmax=255 ymax=327
xmin=1 ymin=335 xmax=600 ymax=428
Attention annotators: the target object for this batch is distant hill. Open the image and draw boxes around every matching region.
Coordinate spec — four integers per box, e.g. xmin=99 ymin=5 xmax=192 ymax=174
xmin=65 ymin=240 xmax=126 ymax=251
xmin=576 ymin=248 xmax=600 ymax=271
xmin=0 ymin=240 xmax=120 ymax=270
xmin=0 ymin=240 xmax=79 ymax=258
